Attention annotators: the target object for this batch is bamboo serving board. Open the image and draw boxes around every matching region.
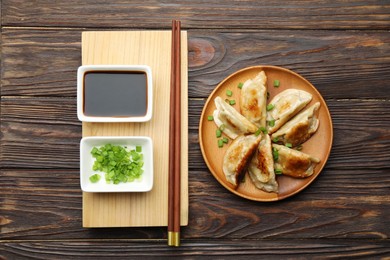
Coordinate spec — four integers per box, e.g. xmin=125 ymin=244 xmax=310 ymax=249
xmin=81 ymin=31 xmax=188 ymax=227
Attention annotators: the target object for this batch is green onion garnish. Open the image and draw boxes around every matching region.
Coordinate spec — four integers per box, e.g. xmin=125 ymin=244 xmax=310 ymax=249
xmin=275 ymin=169 xmax=283 ymax=175
xmin=266 ymin=104 xmax=275 ymax=111
xmin=218 ymin=139 xmax=224 ymax=148
xmin=272 ymin=137 xmax=279 ymax=143
xmin=226 ymin=89 xmax=233 ymax=97
xmin=273 ymin=79 xmax=280 ymax=88
xmin=216 ymin=129 xmax=222 ymax=138
xmin=90 ymin=144 xmax=144 ymax=185
xmin=268 ymin=119 xmax=275 ymax=127
xmin=254 ymin=128 xmax=262 ymax=136
xmin=207 ymin=115 xmax=214 ymax=121
xmin=260 ymin=127 xmax=268 ymax=134
xmin=285 ymin=143 xmax=293 ymax=148
xmin=272 ymin=147 xmax=279 ymax=161
xmin=229 ymin=99 xmax=236 ymax=105
xmin=89 ymin=173 xmax=101 ymax=183
xmin=222 ymin=137 xmax=229 ymax=144
xmin=238 ymin=82 xmax=244 ymax=89
xmin=219 ymin=124 xmax=226 ymax=131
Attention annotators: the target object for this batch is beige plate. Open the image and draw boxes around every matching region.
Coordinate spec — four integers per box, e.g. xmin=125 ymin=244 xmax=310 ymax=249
xmin=199 ymin=65 xmax=333 ymax=201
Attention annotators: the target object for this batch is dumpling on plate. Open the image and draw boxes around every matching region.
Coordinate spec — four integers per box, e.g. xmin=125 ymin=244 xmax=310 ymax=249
xmin=248 ymin=134 xmax=278 ymax=193
xmin=272 ymin=144 xmax=320 ymax=178
xmin=213 ymin=96 xmax=258 ymax=139
xmin=271 ymin=102 xmax=320 ymax=147
xmin=240 ymin=71 xmax=267 ymax=128
xmin=223 ymin=134 xmax=262 ymax=188
xmin=267 ymin=89 xmax=312 ymax=134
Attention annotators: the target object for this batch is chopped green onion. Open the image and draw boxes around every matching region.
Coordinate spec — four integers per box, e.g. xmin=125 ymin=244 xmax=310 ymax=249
xmin=273 ymin=79 xmax=280 ymax=88
xmin=266 ymin=104 xmax=275 ymax=111
xmin=207 ymin=115 xmax=214 ymax=121
xmin=272 ymin=137 xmax=279 ymax=143
xmin=222 ymin=137 xmax=229 ymax=144
xmin=285 ymin=143 xmax=293 ymax=148
xmin=216 ymin=129 xmax=222 ymax=138
xmin=272 ymin=147 xmax=279 ymax=161
xmin=89 ymin=173 xmax=101 ymax=183
xmin=218 ymin=139 xmax=224 ymax=148
xmin=90 ymin=144 xmax=144 ymax=184
xmin=255 ymin=127 xmax=267 ymax=136
xmin=275 ymin=169 xmax=283 ymax=175
xmin=238 ymin=82 xmax=244 ymax=89
xmin=254 ymin=128 xmax=262 ymax=136
xmin=229 ymin=99 xmax=236 ymax=105
xmin=268 ymin=119 xmax=275 ymax=127
xmin=226 ymin=89 xmax=233 ymax=97
xmin=219 ymin=124 xmax=226 ymax=131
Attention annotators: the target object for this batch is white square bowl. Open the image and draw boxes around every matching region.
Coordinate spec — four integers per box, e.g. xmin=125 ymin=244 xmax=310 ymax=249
xmin=80 ymin=136 xmax=153 ymax=192
xmin=77 ymin=65 xmax=153 ymax=122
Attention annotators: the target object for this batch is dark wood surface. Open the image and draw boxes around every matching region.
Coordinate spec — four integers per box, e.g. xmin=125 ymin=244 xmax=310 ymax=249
xmin=1 ymin=1 xmax=389 ymax=259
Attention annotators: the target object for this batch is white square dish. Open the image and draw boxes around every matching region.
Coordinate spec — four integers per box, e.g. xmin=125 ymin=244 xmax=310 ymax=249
xmin=80 ymin=136 xmax=153 ymax=192
xmin=77 ymin=65 xmax=153 ymax=122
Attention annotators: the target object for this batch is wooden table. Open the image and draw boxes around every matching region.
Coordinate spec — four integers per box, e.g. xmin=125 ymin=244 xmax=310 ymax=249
xmin=1 ymin=1 xmax=389 ymax=258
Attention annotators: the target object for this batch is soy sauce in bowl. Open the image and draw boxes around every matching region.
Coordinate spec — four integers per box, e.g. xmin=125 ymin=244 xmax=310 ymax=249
xmin=84 ymin=71 xmax=147 ymax=117
xmin=77 ymin=65 xmax=153 ymax=123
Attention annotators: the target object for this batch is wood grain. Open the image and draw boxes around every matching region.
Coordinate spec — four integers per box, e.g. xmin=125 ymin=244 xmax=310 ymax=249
xmin=2 ymin=0 xmax=389 ymax=29
xmin=1 ymin=169 xmax=388 ymax=240
xmin=1 ymin=239 xmax=389 ymax=259
xmin=1 ymin=98 xmax=389 ymax=170
xmin=1 ymin=29 xmax=389 ymax=99
xmin=1 ymin=1 xmax=389 ymax=257
xmin=80 ymin=31 xmax=188 ymax=227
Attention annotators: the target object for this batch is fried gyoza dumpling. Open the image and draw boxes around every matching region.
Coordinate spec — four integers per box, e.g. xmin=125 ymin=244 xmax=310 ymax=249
xmin=240 ymin=71 xmax=267 ymax=127
xmin=272 ymin=144 xmax=320 ymax=178
xmin=248 ymin=134 xmax=278 ymax=193
xmin=271 ymin=102 xmax=320 ymax=147
xmin=213 ymin=96 xmax=258 ymax=139
xmin=267 ymin=89 xmax=312 ymax=134
xmin=223 ymin=134 xmax=262 ymax=188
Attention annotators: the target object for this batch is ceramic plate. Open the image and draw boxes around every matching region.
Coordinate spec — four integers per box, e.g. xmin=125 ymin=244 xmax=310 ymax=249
xmin=199 ymin=65 xmax=333 ymax=201
xmin=80 ymin=136 xmax=153 ymax=192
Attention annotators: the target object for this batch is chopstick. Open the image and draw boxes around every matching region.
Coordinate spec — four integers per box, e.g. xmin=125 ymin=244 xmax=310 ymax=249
xmin=168 ymin=19 xmax=181 ymax=247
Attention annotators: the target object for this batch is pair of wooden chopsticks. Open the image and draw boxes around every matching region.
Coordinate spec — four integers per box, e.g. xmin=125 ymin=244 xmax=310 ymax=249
xmin=168 ymin=19 xmax=181 ymax=247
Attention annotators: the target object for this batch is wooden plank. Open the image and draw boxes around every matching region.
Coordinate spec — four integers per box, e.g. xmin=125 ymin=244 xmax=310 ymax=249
xmin=80 ymin=31 xmax=188 ymax=227
xmin=1 ymin=29 xmax=389 ymax=99
xmin=1 ymin=29 xmax=81 ymax=96
xmin=1 ymin=98 xmax=389 ymax=170
xmin=2 ymin=0 xmax=390 ymax=29
xmin=1 ymin=168 xmax=389 ymax=240
xmin=1 ymin=240 xmax=389 ymax=259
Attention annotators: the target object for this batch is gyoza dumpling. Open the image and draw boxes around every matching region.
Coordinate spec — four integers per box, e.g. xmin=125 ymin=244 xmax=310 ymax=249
xmin=248 ymin=134 xmax=278 ymax=193
xmin=272 ymin=144 xmax=320 ymax=178
xmin=223 ymin=134 xmax=262 ymax=188
xmin=240 ymin=71 xmax=267 ymax=127
xmin=267 ymin=89 xmax=312 ymax=134
xmin=213 ymin=96 xmax=258 ymax=139
xmin=271 ymin=102 xmax=320 ymax=147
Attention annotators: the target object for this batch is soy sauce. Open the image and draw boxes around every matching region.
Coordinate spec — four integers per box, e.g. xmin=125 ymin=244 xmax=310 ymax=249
xmin=83 ymin=71 xmax=147 ymax=117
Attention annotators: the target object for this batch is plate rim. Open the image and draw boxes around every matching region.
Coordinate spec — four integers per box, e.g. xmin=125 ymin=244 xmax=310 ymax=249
xmin=199 ymin=65 xmax=333 ymax=202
